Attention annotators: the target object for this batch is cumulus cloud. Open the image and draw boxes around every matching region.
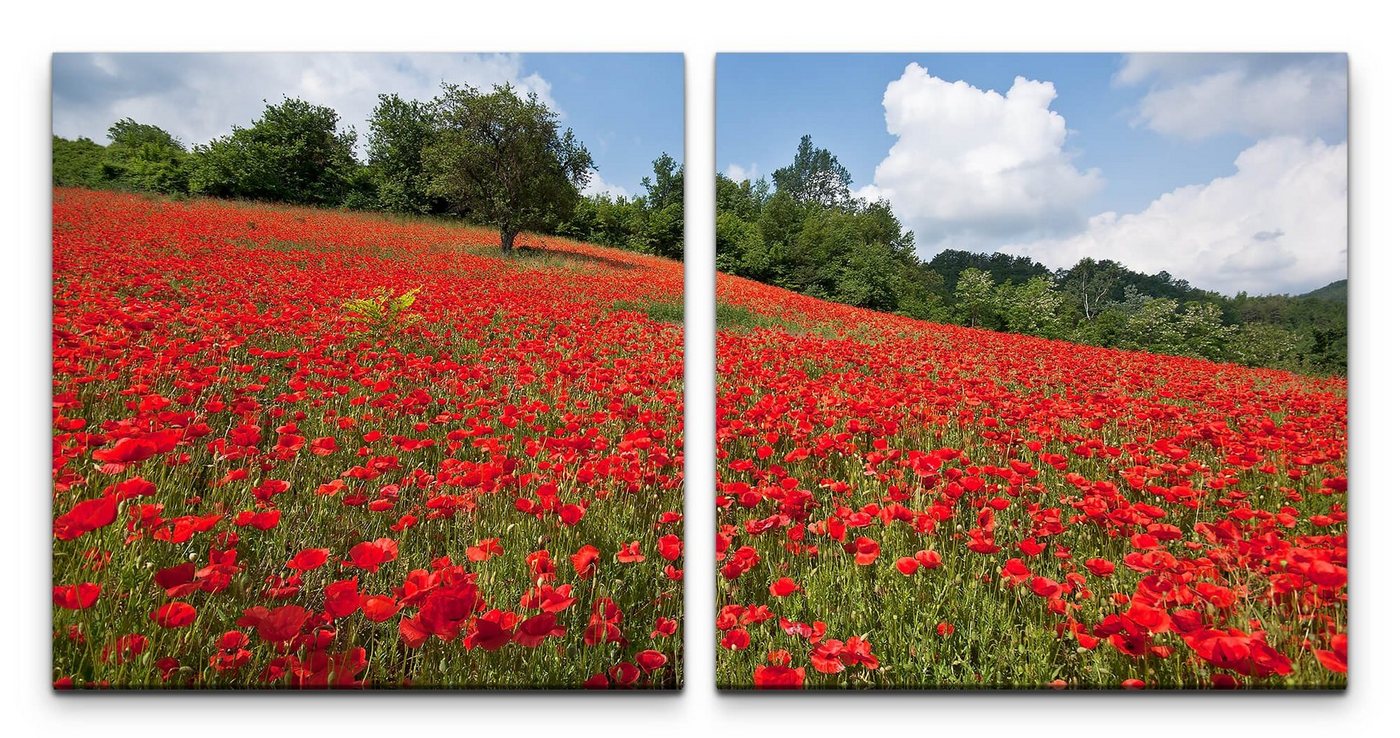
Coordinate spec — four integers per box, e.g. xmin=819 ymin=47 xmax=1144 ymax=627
xmin=860 ymin=63 xmax=1102 ymax=254
xmin=724 ymin=162 xmax=759 ymax=183
xmin=1117 ymin=53 xmax=1347 ymax=140
xmin=1000 ymin=137 xmax=1346 ymax=295
xmin=580 ymin=169 xmax=631 ymax=199
xmin=52 ymin=52 xmax=558 ymax=155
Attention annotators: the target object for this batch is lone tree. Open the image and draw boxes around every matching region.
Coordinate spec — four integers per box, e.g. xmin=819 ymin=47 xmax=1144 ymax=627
xmin=425 ymin=83 xmax=593 ymax=254
xmin=772 ymin=134 xmax=853 ymax=210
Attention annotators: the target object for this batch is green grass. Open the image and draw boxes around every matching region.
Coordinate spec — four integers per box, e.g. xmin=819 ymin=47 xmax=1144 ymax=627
xmin=613 ymin=299 xmax=685 ymax=325
xmin=714 ymin=320 xmax=1346 ymax=690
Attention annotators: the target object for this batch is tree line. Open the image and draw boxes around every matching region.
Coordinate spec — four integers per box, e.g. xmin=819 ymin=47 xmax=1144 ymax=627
xmin=717 ymin=135 xmax=1346 ymax=376
xmin=53 ymin=85 xmax=682 ymax=259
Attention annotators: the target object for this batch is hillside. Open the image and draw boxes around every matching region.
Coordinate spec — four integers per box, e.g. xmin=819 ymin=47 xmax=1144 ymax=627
xmin=1302 ymin=279 xmax=1348 ymax=303
xmin=51 ymin=189 xmax=685 ymax=689
xmin=715 ymin=268 xmax=1347 ymax=689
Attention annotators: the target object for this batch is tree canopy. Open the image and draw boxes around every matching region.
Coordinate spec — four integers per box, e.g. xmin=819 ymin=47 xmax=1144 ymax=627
xmin=772 ymin=134 xmax=853 ymax=210
xmin=187 ymin=97 xmax=359 ymax=206
xmin=366 ymin=94 xmax=441 ymax=215
xmin=424 ymin=83 xmax=593 ymax=253
xmin=716 ymin=146 xmax=943 ymax=321
xmin=53 ymin=136 xmax=106 ymax=188
xmin=100 ymin=118 xmax=188 ymax=194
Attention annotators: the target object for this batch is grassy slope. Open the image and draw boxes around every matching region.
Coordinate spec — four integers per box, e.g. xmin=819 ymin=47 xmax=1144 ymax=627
xmin=52 ymin=189 xmax=685 ymax=689
xmin=715 ymin=271 xmax=1347 ymax=690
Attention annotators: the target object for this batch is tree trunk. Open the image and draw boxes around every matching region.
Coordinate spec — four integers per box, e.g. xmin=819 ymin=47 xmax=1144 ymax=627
xmin=500 ymin=228 xmax=519 ymax=255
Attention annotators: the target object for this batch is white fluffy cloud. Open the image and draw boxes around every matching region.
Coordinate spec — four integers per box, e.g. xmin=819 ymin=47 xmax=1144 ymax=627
xmin=580 ymin=169 xmax=631 ymax=199
xmin=859 ymin=63 xmax=1102 ymax=253
xmin=1001 ymin=137 xmax=1346 ymax=295
xmin=724 ymin=162 xmax=759 ymax=183
xmin=1118 ymin=53 xmax=1347 ymax=140
xmin=52 ymin=53 xmax=557 ymax=154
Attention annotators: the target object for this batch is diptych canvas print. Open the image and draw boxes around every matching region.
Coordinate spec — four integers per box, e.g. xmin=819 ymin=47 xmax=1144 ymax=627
xmin=714 ymin=53 xmax=1347 ymax=690
xmin=51 ymin=53 xmax=685 ymax=689
xmin=51 ymin=50 xmax=1348 ymax=693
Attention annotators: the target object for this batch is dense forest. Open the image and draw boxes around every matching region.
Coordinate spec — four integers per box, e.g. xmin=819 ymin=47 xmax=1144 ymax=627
xmin=717 ymin=135 xmax=1346 ymax=376
xmin=53 ymin=89 xmax=683 ymax=260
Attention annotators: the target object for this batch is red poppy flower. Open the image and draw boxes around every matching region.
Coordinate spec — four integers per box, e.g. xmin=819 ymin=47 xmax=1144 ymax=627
xmin=914 ymin=549 xmax=943 ymax=569
xmin=558 ymin=504 xmax=585 ymax=526
xmin=1000 ymin=558 xmax=1032 ymax=585
xmin=514 ymin=612 xmax=566 ymax=647
xmin=571 ymin=544 xmax=601 ymax=578
xmin=233 ymin=509 xmax=281 ymax=530
xmin=651 ymin=616 xmax=678 ymax=638
xmin=521 ymin=584 xmax=577 ymax=613
xmin=346 ymin=538 xmax=399 ymax=572
xmin=1029 ymin=576 xmax=1062 ymax=598
xmin=254 ymin=605 xmax=310 ymax=643
xmin=1314 ymin=633 xmax=1347 ymax=674
xmin=153 ymin=563 xmax=202 ymax=597
xmin=92 ymin=437 xmax=162 ymax=465
xmin=324 ymin=578 xmax=361 ymax=618
xmin=102 ymin=633 xmax=148 ymax=665
xmin=361 ymin=595 xmax=400 ymax=623
xmin=464 ymin=609 xmax=519 ymax=651
xmin=616 ymin=541 xmax=646 ymax=563
xmin=769 ymin=577 xmax=800 ymax=597
xmin=848 ymin=536 xmax=880 ymax=565
xmin=810 ymin=639 xmax=845 ymax=674
xmin=754 ymin=665 xmax=805 ymax=689
xmin=150 ymin=602 xmax=197 ymax=628
xmin=635 ymin=649 xmax=668 ymax=673
xmin=608 ymin=661 xmax=641 ymax=687
xmin=658 ymin=534 xmax=682 ymax=561
xmin=465 ymin=538 xmax=504 ymax=563
xmin=53 ymin=583 xmax=101 ymax=610
xmin=287 ymin=548 xmax=330 ymax=571
xmin=53 ymin=494 xmax=117 ymax=541
xmin=720 ymin=629 xmax=751 ymax=650
xmin=1084 ymin=558 xmax=1116 ymax=577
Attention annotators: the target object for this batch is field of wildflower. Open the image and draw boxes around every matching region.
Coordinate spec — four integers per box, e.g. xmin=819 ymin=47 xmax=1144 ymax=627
xmin=52 ymin=189 xmax=684 ymax=689
xmin=714 ymin=272 xmax=1346 ymax=689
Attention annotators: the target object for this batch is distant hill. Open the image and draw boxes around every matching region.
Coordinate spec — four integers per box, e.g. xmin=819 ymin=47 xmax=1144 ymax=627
xmin=924 ymin=250 xmax=1052 ymax=289
xmin=916 ymin=249 xmax=1346 ymax=375
xmin=1301 ymin=279 xmax=1347 ymax=303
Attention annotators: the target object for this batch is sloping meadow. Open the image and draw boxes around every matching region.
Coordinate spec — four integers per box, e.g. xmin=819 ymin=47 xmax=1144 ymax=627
xmin=52 ymin=189 xmax=684 ymax=689
xmin=715 ymin=273 xmax=1346 ymax=689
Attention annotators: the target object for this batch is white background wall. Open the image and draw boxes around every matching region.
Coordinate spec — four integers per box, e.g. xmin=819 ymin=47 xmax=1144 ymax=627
xmin=3 ymin=1 xmax=1394 ymax=734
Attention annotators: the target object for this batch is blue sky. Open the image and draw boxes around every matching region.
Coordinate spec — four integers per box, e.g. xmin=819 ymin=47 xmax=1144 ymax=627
xmin=52 ymin=52 xmax=683 ymax=198
xmin=718 ymin=53 xmax=1348 ymax=294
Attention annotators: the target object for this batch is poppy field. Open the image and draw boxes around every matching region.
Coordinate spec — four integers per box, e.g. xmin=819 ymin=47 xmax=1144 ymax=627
xmin=52 ymin=189 xmax=684 ymax=689
xmin=715 ymin=274 xmax=1347 ymax=690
